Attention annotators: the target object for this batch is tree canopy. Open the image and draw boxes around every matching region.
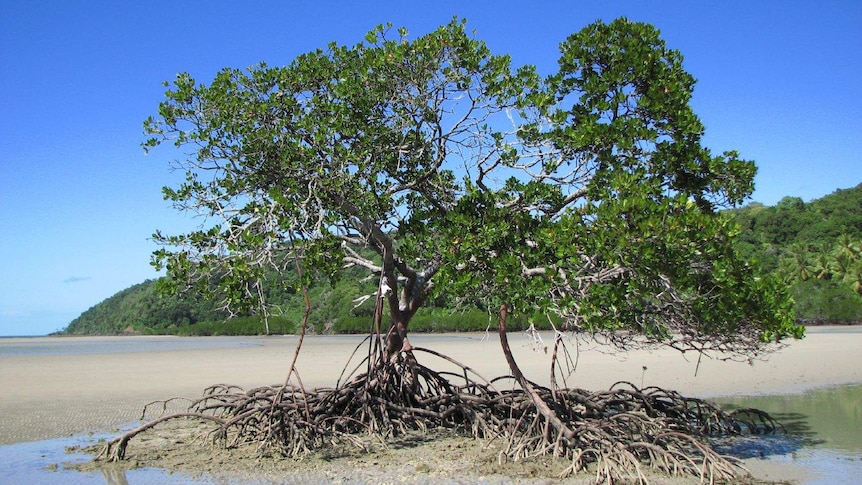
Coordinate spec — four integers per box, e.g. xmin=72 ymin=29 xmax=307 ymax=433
xmin=146 ymin=17 xmax=802 ymax=359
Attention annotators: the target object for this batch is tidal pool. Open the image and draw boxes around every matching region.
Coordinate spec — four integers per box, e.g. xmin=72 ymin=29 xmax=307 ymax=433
xmin=0 ymin=430 xmax=211 ymax=484
xmin=2 ymin=385 xmax=860 ymax=484
xmin=715 ymin=384 xmax=862 ymax=484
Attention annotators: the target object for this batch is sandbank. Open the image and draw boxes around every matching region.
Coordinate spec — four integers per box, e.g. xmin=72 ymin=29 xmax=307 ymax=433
xmin=2 ymin=326 xmax=860 ymax=446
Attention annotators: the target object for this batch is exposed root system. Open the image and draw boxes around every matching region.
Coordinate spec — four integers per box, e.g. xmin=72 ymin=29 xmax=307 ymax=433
xmin=96 ymin=304 xmax=782 ymax=484
xmin=96 ymin=349 xmax=779 ymax=483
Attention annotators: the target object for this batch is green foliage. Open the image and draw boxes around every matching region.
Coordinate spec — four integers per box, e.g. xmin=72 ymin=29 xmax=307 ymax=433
xmin=64 ymin=280 xmax=225 ymax=335
xmin=727 ymin=183 xmax=862 ymax=323
xmin=332 ymin=308 xmax=554 ymax=334
xmin=792 ymin=279 xmax=862 ymax=324
xmin=733 ymin=184 xmax=862 ymax=249
xmin=173 ymin=315 xmax=295 ymax=336
xmin=65 ymin=182 xmax=862 ymax=336
xmin=112 ymin=17 xmax=805 ymax=357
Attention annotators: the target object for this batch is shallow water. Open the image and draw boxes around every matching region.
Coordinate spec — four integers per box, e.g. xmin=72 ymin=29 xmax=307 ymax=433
xmin=0 ymin=335 xmax=272 ymax=357
xmin=715 ymin=384 xmax=862 ymax=484
xmin=0 ymin=430 xmax=214 ymax=484
xmin=1 ymin=385 xmax=858 ymax=484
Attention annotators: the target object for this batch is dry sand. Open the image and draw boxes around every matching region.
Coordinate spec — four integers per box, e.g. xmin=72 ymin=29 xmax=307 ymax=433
xmin=2 ymin=327 xmax=861 ymax=482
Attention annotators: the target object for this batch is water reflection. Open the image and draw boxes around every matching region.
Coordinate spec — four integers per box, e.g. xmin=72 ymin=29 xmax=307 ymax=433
xmin=716 ymin=384 xmax=862 ymax=453
xmin=0 ymin=434 xmax=212 ymax=485
xmin=715 ymin=384 xmax=862 ymax=485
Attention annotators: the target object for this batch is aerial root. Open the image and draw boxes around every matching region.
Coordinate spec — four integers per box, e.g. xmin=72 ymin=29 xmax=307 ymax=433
xmin=490 ymin=380 xmax=763 ymax=483
xmin=95 ymin=351 xmax=778 ymax=484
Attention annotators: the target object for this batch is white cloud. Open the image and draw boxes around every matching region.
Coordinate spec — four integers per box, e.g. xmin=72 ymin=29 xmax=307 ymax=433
xmin=63 ymin=276 xmax=92 ymax=284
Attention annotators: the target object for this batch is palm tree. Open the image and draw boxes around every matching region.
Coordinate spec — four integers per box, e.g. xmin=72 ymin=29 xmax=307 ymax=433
xmin=812 ymin=246 xmax=834 ymax=280
xmin=832 ymin=233 xmax=862 ymax=296
xmin=833 ymin=252 xmax=855 ymax=280
xmin=835 ymin=232 xmax=861 ymax=261
xmin=778 ymin=242 xmax=814 ymax=283
xmin=843 ymin=261 xmax=862 ymax=296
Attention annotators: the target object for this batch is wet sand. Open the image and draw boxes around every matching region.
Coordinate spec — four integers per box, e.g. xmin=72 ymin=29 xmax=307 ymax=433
xmin=2 ymin=327 xmax=861 ymax=446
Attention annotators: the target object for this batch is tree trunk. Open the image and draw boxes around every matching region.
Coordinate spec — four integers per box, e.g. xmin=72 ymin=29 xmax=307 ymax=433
xmin=384 ymin=317 xmax=412 ymax=358
xmin=381 ymin=268 xmax=424 ymax=358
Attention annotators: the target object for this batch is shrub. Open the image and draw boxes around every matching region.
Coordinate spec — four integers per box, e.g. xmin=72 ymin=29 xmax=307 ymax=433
xmin=793 ymin=279 xmax=862 ymax=324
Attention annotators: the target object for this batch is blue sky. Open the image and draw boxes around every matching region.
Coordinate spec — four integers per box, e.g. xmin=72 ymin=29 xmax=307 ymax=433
xmin=1 ymin=1 xmax=860 ymax=336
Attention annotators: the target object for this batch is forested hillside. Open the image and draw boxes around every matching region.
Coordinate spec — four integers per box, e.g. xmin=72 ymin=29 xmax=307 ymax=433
xmin=63 ymin=280 xmax=225 ymax=335
xmin=62 ymin=265 xmax=536 ymax=336
xmin=63 ymin=183 xmax=862 ymax=335
xmin=729 ymin=183 xmax=862 ymax=324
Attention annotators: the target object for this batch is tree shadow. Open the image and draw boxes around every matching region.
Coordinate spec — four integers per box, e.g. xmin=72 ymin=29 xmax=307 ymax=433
xmin=710 ymin=410 xmax=823 ymax=459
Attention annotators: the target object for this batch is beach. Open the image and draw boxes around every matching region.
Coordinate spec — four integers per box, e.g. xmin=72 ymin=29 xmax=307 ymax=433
xmin=2 ymin=327 xmax=861 ymax=483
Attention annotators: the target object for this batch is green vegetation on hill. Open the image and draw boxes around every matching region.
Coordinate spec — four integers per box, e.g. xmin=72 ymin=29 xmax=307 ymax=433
xmin=728 ymin=182 xmax=862 ymax=324
xmin=64 ymin=183 xmax=862 ymax=335
xmin=63 ymin=280 xmax=223 ymax=335
xmin=63 ymin=271 xmax=546 ymax=336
